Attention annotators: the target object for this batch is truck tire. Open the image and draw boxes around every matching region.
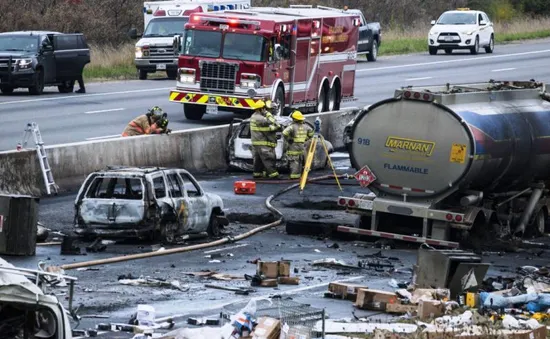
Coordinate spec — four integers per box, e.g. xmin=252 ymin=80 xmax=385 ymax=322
xmin=184 ymin=103 xmax=205 ymax=120
xmin=485 ymin=34 xmax=494 ymax=53
xmin=0 ymin=87 xmax=14 ymax=94
xmin=526 ymin=210 xmax=546 ymax=238
xmin=366 ymin=40 xmax=378 ymax=62
xmin=327 ymin=85 xmax=340 ymax=111
xmin=470 ymin=36 xmax=479 ymax=55
xmin=167 ymin=70 xmax=177 ymax=80
xmin=274 ymin=85 xmax=285 ymax=116
xmin=429 ymin=46 xmax=437 ymax=55
xmin=316 ymin=85 xmax=328 ymax=113
xmin=58 ymin=80 xmax=75 ymax=93
xmin=29 ymin=69 xmax=44 ymax=95
xmin=138 ymin=69 xmax=147 ymax=80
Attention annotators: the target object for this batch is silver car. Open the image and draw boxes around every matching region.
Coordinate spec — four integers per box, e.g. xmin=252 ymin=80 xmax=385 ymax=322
xmin=73 ymin=166 xmax=228 ymax=243
xmin=226 ymin=116 xmax=334 ymax=172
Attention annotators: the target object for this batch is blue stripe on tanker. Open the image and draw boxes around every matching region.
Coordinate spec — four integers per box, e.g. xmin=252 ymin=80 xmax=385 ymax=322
xmin=457 ymin=110 xmax=550 ymax=156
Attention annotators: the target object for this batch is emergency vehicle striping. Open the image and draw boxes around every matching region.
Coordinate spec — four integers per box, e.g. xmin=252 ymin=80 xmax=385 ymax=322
xmin=336 ymin=226 xmax=460 ymax=248
xmin=169 ymin=91 xmax=261 ymax=108
xmin=377 ymin=183 xmax=435 ymax=194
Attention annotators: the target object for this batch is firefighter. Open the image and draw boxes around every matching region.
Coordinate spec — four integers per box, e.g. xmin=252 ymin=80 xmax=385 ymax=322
xmin=282 ymin=110 xmax=314 ymax=179
xmin=250 ymin=100 xmax=281 ymax=179
xmin=122 ymin=106 xmax=171 ymax=137
xmin=265 ymin=99 xmax=280 ymax=116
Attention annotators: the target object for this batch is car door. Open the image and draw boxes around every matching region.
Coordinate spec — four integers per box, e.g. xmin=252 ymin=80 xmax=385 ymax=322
xmin=178 ymin=170 xmax=211 ymax=232
xmin=477 ymin=12 xmax=489 ymax=45
xmin=482 ymin=12 xmax=493 ymax=42
xmin=53 ymin=34 xmax=88 ymax=81
xmin=39 ymin=35 xmax=56 ymax=83
xmin=149 ymin=173 xmax=175 ymax=224
xmin=356 ymin=12 xmax=369 ymax=53
xmin=165 ymin=171 xmax=197 ymax=233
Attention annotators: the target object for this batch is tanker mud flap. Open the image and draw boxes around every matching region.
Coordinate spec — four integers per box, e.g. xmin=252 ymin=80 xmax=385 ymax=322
xmin=336 ymin=226 xmax=460 ymax=248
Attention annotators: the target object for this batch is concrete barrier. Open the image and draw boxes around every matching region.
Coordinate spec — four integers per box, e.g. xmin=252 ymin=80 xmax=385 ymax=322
xmin=0 ymin=108 xmax=360 ymax=196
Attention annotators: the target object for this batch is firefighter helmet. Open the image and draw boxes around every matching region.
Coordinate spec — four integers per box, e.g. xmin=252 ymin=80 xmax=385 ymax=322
xmin=254 ymin=100 xmax=266 ymax=110
xmin=290 ymin=110 xmax=305 ymax=121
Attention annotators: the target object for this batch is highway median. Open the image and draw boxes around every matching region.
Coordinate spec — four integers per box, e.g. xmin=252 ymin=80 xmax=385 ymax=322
xmin=83 ymin=16 xmax=550 ymax=82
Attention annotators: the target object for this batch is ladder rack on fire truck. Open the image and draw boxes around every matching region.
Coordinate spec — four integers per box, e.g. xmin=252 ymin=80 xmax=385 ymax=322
xmin=17 ymin=122 xmax=58 ymax=195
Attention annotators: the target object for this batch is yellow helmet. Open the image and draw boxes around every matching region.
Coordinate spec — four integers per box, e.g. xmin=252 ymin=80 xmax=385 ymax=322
xmin=254 ymin=100 xmax=266 ymax=110
xmin=291 ymin=110 xmax=305 ymax=121
xmin=266 ymin=100 xmax=273 ymax=109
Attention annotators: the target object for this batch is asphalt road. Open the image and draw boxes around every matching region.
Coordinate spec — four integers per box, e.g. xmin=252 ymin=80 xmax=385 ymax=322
xmin=1 ymin=39 xmax=550 ymax=150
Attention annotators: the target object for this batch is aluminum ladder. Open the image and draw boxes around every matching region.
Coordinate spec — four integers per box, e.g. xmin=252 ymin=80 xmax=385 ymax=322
xmin=17 ymin=122 xmax=58 ymax=195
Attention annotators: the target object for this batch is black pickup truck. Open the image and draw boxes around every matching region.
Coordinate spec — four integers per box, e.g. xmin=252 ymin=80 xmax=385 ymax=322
xmin=349 ymin=9 xmax=382 ymax=62
xmin=0 ymin=31 xmax=90 ymax=95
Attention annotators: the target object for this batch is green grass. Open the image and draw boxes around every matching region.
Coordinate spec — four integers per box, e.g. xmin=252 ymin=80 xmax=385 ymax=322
xmin=83 ymin=17 xmax=550 ymax=81
xmin=379 ymin=29 xmax=550 ymax=56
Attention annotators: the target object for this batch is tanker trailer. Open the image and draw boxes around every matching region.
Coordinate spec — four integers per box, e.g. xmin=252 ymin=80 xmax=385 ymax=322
xmin=337 ymin=80 xmax=550 ymax=248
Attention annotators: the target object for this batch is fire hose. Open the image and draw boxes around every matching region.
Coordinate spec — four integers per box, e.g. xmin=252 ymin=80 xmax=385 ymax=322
xmin=59 ymin=174 xmax=346 ymax=271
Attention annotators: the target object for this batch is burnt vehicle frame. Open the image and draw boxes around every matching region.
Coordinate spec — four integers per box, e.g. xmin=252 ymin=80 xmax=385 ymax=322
xmin=73 ymin=166 xmax=228 ymax=244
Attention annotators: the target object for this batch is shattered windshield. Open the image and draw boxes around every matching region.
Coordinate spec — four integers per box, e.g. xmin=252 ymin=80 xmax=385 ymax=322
xmin=437 ymin=12 xmax=477 ymax=25
xmin=182 ymin=30 xmax=222 ymax=58
xmin=143 ymin=17 xmax=189 ymax=37
xmin=0 ymin=36 xmax=39 ymax=52
xmin=86 ymin=177 xmax=144 ymax=200
xmin=223 ymin=33 xmax=267 ymax=62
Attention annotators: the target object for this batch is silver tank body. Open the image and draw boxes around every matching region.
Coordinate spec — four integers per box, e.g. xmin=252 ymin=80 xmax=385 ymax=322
xmin=349 ymin=82 xmax=550 ymax=201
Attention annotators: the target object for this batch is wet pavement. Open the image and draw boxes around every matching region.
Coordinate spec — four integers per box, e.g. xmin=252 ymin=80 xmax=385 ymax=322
xmin=2 ymin=156 xmax=550 ymax=338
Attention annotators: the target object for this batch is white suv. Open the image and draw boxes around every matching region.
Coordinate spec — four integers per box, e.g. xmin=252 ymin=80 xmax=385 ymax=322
xmin=428 ymin=8 xmax=494 ymax=55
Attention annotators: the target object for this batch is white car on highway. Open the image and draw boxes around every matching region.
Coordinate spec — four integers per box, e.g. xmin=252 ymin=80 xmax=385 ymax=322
xmin=428 ymin=8 xmax=494 ymax=55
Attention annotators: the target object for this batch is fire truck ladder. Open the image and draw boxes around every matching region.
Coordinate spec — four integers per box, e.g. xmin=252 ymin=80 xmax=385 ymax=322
xmin=18 ymin=122 xmax=58 ymax=195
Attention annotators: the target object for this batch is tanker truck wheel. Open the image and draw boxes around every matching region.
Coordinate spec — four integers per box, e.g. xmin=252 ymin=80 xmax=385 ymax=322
xmin=525 ymin=210 xmax=546 ymax=238
xmin=456 ymin=214 xmax=496 ymax=250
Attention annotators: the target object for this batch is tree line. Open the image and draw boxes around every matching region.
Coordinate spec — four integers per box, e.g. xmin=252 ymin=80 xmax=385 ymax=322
xmin=0 ymin=0 xmax=546 ymax=44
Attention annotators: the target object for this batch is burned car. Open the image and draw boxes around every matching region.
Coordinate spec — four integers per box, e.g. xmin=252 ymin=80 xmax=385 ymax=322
xmin=0 ymin=258 xmax=75 ymax=339
xmin=226 ymin=116 xmax=334 ymax=172
xmin=73 ymin=166 xmax=228 ymax=243
xmin=343 ymin=105 xmax=370 ymax=154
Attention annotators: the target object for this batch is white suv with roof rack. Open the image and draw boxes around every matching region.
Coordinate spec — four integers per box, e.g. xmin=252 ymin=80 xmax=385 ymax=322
xmin=428 ymin=8 xmax=494 ymax=55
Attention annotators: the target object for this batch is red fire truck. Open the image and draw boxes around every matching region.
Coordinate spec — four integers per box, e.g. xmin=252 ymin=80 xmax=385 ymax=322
xmin=169 ymin=6 xmax=360 ymax=120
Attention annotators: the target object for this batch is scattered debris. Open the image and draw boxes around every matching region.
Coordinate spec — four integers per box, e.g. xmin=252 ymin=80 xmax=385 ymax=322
xmin=118 ymin=276 xmax=189 ymax=291
xmin=314 ymin=258 xmax=360 ymax=270
xmin=205 ymin=284 xmax=255 ymax=295
xmin=85 ymin=238 xmax=107 ymax=253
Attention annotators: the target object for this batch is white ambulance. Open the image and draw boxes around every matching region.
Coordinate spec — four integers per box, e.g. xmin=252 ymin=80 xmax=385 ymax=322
xmin=130 ymin=0 xmax=251 ymax=80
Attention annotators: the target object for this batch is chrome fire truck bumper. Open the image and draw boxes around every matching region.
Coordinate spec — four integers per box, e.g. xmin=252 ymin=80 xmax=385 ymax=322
xmin=169 ymin=89 xmax=265 ymax=110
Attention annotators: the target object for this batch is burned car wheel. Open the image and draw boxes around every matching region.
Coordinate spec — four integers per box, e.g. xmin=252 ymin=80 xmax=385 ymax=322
xmin=159 ymin=222 xmax=178 ymax=244
xmin=207 ymin=212 xmax=221 ymax=237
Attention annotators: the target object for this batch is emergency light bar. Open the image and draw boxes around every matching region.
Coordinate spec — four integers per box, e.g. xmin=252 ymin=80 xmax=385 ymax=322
xmin=193 ymin=15 xmax=261 ymax=27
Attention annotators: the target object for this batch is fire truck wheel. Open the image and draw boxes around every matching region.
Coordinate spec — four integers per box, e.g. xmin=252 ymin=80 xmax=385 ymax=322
xmin=327 ymin=85 xmax=340 ymax=111
xmin=184 ymin=103 xmax=205 ymax=120
xmin=316 ymin=85 xmax=328 ymax=113
xmin=274 ymin=85 xmax=285 ymax=116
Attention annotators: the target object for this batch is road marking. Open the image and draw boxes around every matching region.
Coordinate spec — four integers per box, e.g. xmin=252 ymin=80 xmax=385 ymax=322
xmin=491 ymin=67 xmax=516 ymax=72
xmin=84 ymin=108 xmax=125 ymax=114
xmin=85 ymin=134 xmax=122 ymax=141
xmin=0 ymin=87 xmax=173 ymax=106
xmin=357 ymin=48 xmax=550 ymax=72
xmin=405 ymin=76 xmax=433 ymax=81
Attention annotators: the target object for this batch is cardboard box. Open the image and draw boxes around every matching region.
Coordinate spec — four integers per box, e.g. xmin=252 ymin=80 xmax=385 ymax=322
xmin=418 ymin=300 xmax=444 ymax=320
xmin=328 ymin=282 xmax=370 ymax=301
xmin=278 ymin=277 xmax=299 ymax=285
xmin=385 ymin=303 xmax=417 ymax=314
xmin=260 ymin=279 xmax=278 ymax=287
xmin=355 ymin=289 xmax=397 ymax=311
xmin=252 ymin=317 xmax=281 ymax=339
xmin=278 ymin=261 xmax=291 ymax=277
xmin=257 ymin=261 xmax=279 ymax=279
